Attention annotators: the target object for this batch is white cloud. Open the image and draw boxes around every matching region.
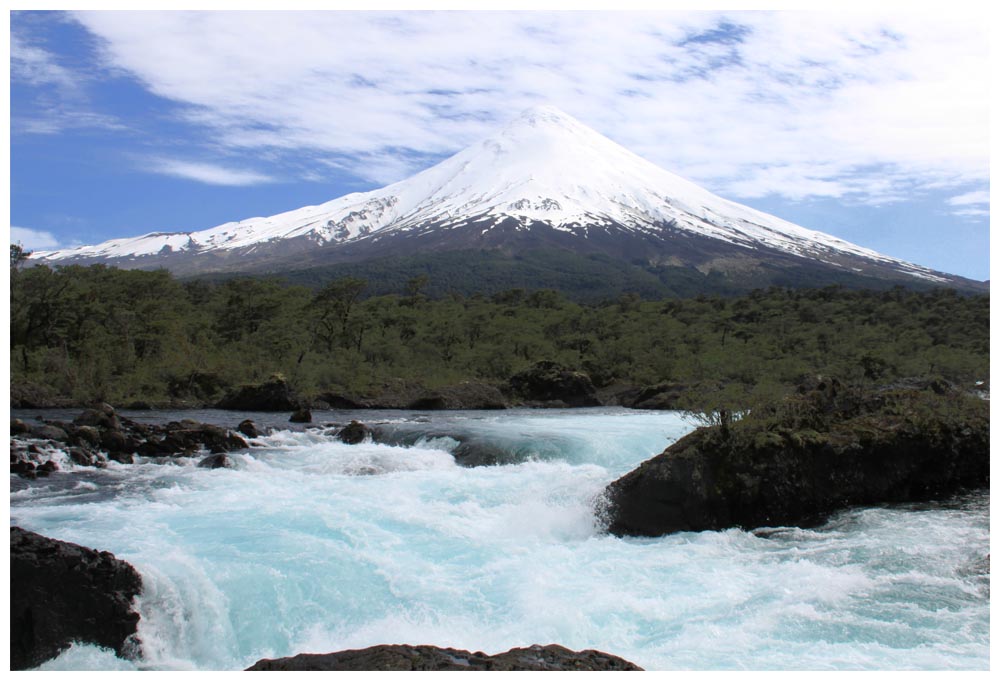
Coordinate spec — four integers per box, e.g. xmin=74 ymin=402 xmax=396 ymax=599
xmin=148 ymin=158 xmax=275 ymax=186
xmin=68 ymin=10 xmax=989 ymax=204
xmin=947 ymin=190 xmax=989 ymax=207
xmin=10 ymin=226 xmax=61 ymax=250
xmin=10 ymin=31 xmax=124 ymax=135
xmin=946 ymin=189 xmax=990 ymax=219
xmin=10 ymin=35 xmax=78 ymax=91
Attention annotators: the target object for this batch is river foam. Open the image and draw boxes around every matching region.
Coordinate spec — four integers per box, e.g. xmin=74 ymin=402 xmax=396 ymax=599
xmin=11 ymin=408 xmax=989 ymax=671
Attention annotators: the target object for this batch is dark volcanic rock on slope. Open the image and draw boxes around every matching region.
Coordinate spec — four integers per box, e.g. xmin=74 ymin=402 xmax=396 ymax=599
xmin=603 ymin=380 xmax=990 ymax=536
xmin=508 ymin=360 xmax=600 ymax=407
xmin=10 ymin=527 xmax=143 ymax=670
xmin=246 ymin=644 xmax=642 ymax=671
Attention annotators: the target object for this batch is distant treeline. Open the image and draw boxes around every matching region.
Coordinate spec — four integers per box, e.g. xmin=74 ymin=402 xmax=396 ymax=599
xmin=9 ymin=260 xmax=990 ymax=407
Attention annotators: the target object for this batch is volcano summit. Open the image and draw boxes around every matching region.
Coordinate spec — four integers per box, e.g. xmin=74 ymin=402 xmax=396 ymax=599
xmin=31 ymin=106 xmax=983 ymax=293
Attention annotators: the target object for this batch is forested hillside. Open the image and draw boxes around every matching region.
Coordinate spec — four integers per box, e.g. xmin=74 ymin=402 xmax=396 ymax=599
xmin=10 ymin=257 xmax=989 ymax=408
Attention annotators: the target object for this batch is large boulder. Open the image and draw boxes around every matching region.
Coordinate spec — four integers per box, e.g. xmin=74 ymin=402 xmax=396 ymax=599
xmin=337 ymin=420 xmax=372 ymax=445
xmin=626 ymin=382 xmax=691 ymax=410
xmin=198 ymin=453 xmax=234 ymax=469
xmin=10 ymin=527 xmax=143 ymax=670
xmin=415 ymin=382 xmax=509 ymax=410
xmin=508 ymin=361 xmax=600 ymax=407
xmin=215 ymin=376 xmax=301 ymax=412
xmin=289 ymin=408 xmax=312 ymax=423
xmin=237 ymin=419 xmax=261 ymax=438
xmin=246 ymin=644 xmax=642 ymax=671
xmin=320 ymin=380 xmax=508 ymax=410
xmin=73 ymin=404 xmax=121 ymax=431
xmin=603 ymin=381 xmax=990 ymax=536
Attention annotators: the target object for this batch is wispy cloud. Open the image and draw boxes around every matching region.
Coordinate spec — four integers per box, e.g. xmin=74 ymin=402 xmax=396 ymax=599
xmin=10 ymin=29 xmax=123 ymax=135
xmin=148 ymin=158 xmax=275 ymax=186
xmin=10 ymin=226 xmax=61 ymax=250
xmin=10 ymin=34 xmax=79 ymax=90
xmin=947 ymin=189 xmax=990 ymax=219
xmin=64 ymin=10 xmax=988 ymax=206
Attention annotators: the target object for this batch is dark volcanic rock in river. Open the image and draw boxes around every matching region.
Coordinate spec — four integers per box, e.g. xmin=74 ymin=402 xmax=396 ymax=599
xmin=138 ymin=420 xmax=248 ymax=457
xmin=237 ymin=419 xmax=261 ymax=438
xmin=337 ymin=420 xmax=373 ymax=444
xmin=10 ymin=405 xmax=250 ymax=476
xmin=246 ymin=643 xmax=642 ymax=671
xmin=10 ymin=527 xmax=143 ymax=670
xmin=508 ymin=360 xmax=600 ymax=407
xmin=319 ymin=379 xmax=508 ymax=410
xmin=289 ymin=408 xmax=312 ymax=423
xmin=603 ymin=380 xmax=990 ymax=536
xmin=215 ymin=375 xmax=301 ymax=411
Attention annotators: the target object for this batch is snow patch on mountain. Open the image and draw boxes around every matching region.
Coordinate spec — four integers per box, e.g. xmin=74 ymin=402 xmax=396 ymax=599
xmin=31 ymin=105 xmax=947 ymax=282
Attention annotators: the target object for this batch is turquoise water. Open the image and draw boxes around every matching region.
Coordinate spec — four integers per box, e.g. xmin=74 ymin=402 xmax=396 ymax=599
xmin=10 ymin=408 xmax=990 ymax=671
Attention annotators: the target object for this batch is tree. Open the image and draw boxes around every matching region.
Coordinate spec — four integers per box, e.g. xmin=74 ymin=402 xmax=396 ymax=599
xmin=10 ymin=243 xmax=31 ymax=269
xmin=309 ymin=277 xmax=367 ymax=351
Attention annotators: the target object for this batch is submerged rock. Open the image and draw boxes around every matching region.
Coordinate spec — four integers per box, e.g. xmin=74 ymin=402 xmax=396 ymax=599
xmin=452 ymin=440 xmax=521 ymax=467
xmin=603 ymin=382 xmax=990 ymax=536
xmin=246 ymin=644 xmax=642 ymax=671
xmin=198 ymin=453 xmax=234 ymax=469
xmin=10 ymin=527 xmax=143 ymax=670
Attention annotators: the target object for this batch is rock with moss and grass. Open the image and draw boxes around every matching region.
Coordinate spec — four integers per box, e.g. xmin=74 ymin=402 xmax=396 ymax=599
xmin=603 ymin=378 xmax=989 ymax=536
xmin=507 ymin=360 xmax=600 ymax=407
xmin=215 ymin=375 xmax=302 ymax=412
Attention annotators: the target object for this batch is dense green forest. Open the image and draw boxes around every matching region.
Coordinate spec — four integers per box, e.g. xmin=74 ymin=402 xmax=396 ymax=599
xmin=9 ymin=256 xmax=990 ymax=408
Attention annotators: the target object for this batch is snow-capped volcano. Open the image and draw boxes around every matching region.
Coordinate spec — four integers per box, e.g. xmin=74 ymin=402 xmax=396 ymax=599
xmin=30 ymin=106 xmax=974 ymax=289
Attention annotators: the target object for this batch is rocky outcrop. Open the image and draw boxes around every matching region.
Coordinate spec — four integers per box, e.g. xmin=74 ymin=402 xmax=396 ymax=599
xmin=508 ymin=361 xmax=600 ymax=407
xmin=215 ymin=376 xmax=301 ymax=411
xmin=603 ymin=380 xmax=990 ymax=536
xmin=11 ymin=405 xmax=249 ymax=477
xmin=10 ymin=527 xmax=143 ymax=670
xmin=135 ymin=420 xmax=248 ymax=458
xmin=246 ymin=644 xmax=642 ymax=671
xmin=10 ymin=382 xmax=75 ymax=409
xmin=622 ymin=382 xmax=691 ymax=410
xmin=318 ymin=380 xmax=508 ymax=410
xmin=410 ymin=382 xmax=508 ymax=410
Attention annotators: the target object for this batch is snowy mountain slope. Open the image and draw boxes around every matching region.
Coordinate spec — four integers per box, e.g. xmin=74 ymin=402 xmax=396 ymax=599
xmin=30 ymin=106 xmax=971 ymax=287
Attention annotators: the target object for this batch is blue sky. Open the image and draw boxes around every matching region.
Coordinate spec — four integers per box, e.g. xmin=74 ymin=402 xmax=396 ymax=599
xmin=9 ymin=9 xmax=990 ymax=281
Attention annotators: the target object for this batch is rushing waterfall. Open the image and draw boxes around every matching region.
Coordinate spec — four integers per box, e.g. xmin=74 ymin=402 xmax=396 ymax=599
xmin=11 ymin=408 xmax=989 ymax=671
